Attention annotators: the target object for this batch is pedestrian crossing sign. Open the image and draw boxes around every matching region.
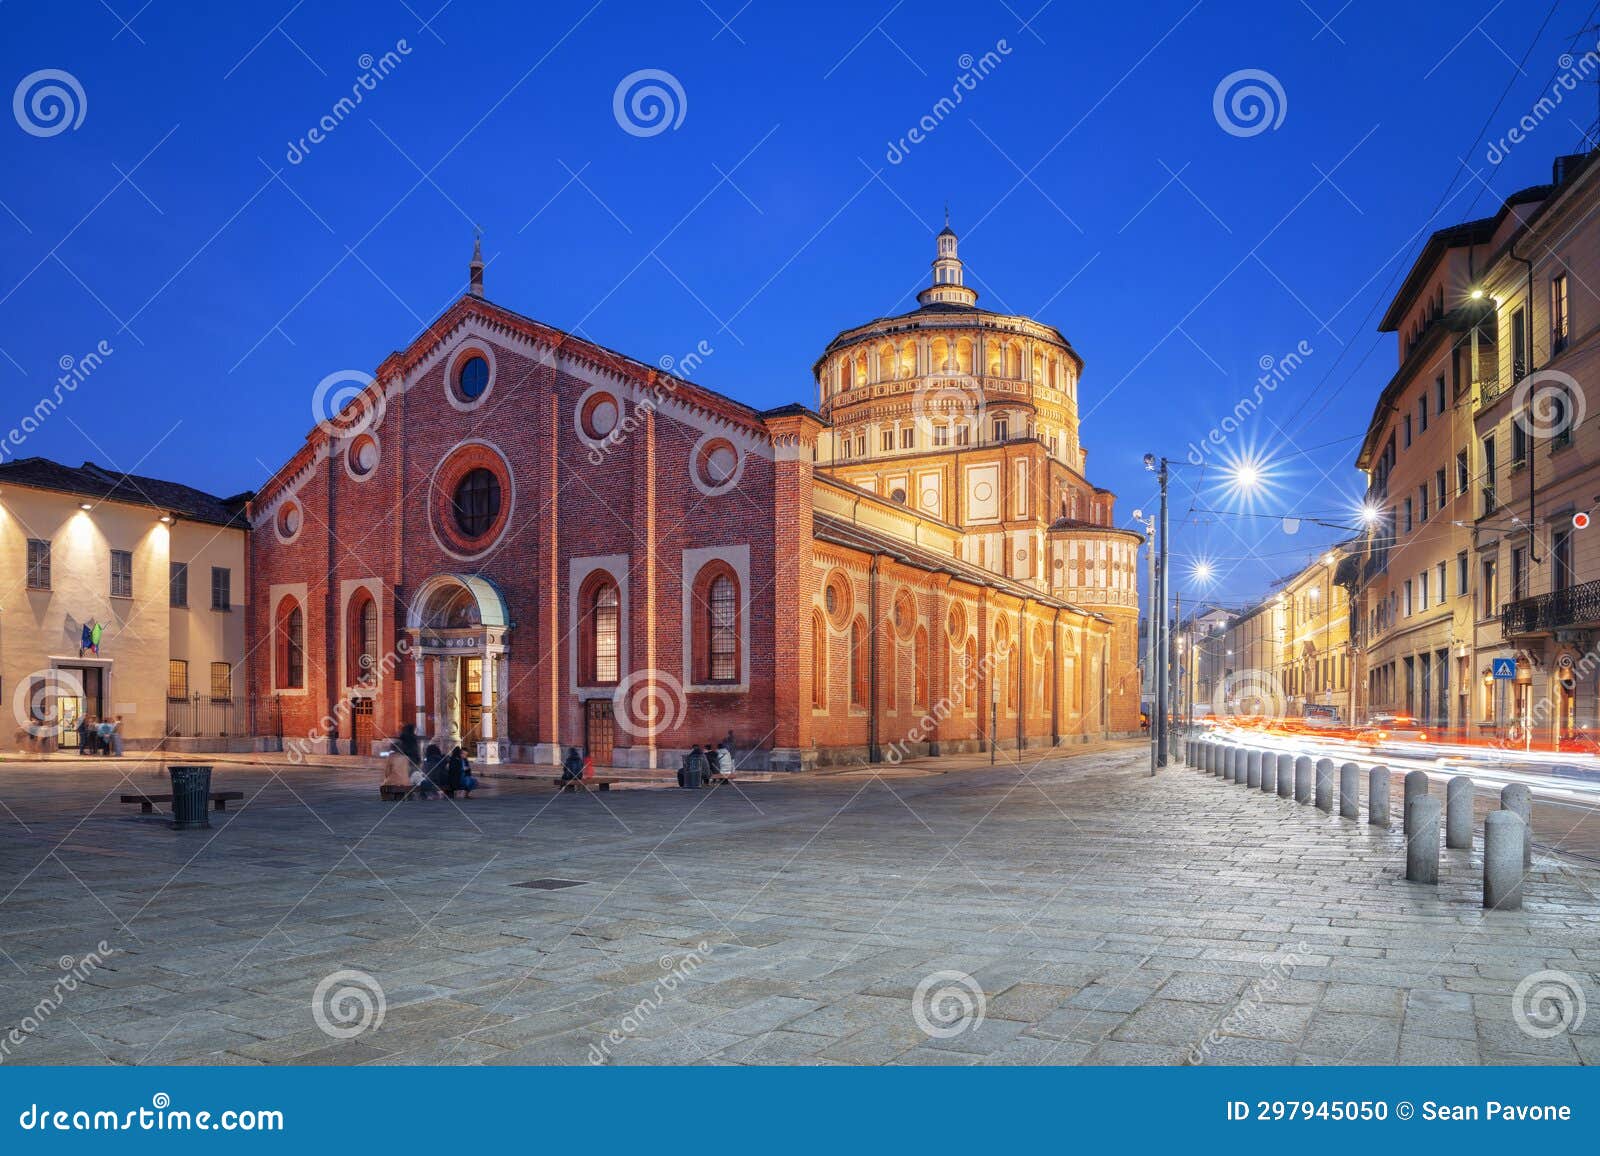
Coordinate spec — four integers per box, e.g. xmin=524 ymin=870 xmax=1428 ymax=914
xmin=1492 ymin=658 xmax=1516 ymax=680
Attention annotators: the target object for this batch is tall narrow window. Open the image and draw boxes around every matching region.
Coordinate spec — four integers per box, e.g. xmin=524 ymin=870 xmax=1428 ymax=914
xmin=278 ymin=601 xmax=305 ymax=689
xmin=708 ymin=575 xmax=737 ymax=681
xmin=110 ymin=550 xmax=132 ymax=598
xmin=211 ymin=567 xmax=232 ymax=610
xmin=850 ymin=617 xmax=868 ymax=706
xmin=168 ymin=660 xmax=188 ymax=700
xmin=26 ymin=538 xmax=50 ymax=590
xmin=1553 ymin=529 xmax=1574 ymax=592
xmin=170 ymin=561 xmax=188 ymax=608
xmin=1511 ymin=306 xmax=1527 ymax=379
xmin=589 ymin=581 xmax=620 ymax=685
xmin=1481 ymin=559 xmax=1497 ymax=618
xmin=1511 ymin=547 xmax=1526 ymax=602
xmin=811 ymin=610 xmax=827 ymax=710
xmin=210 ymin=662 xmax=233 ymax=701
xmin=1551 ymin=274 xmax=1569 ymax=354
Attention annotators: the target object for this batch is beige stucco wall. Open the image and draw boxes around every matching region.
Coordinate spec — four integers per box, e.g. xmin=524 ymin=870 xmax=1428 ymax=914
xmin=0 ymin=485 xmax=245 ymax=749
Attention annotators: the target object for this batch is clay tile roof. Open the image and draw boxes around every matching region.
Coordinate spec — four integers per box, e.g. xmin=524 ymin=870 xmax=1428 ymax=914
xmin=0 ymin=456 xmax=250 ymax=527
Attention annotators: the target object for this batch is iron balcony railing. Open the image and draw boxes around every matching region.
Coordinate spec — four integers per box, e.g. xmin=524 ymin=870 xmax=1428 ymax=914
xmin=1502 ymin=577 xmax=1600 ymax=637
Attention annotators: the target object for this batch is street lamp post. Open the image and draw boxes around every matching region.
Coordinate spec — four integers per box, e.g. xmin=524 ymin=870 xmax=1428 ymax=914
xmin=1144 ymin=454 xmax=1170 ymax=770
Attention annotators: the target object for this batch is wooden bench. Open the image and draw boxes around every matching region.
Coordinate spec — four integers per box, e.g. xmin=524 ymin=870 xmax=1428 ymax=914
xmin=378 ymin=784 xmax=415 ymax=801
xmin=707 ymin=773 xmax=738 ymax=786
xmin=553 ymin=777 xmax=615 ymax=792
xmin=120 ymin=791 xmax=243 ymax=814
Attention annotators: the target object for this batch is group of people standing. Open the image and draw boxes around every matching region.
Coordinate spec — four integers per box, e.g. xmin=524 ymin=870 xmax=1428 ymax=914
xmin=74 ymin=716 xmax=123 ymax=756
xmin=390 ymin=723 xmax=480 ymax=798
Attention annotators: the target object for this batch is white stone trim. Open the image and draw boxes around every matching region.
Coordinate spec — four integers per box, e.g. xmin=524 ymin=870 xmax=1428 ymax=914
xmin=442 ymin=336 xmax=498 ymax=412
xmin=568 ymin=554 xmax=630 ymax=696
xmin=681 ymin=544 xmax=751 ymax=693
xmin=338 ymin=578 xmax=385 ymax=692
xmin=269 ymin=582 xmax=310 ymax=697
xmin=426 ymin=438 xmax=517 ymax=562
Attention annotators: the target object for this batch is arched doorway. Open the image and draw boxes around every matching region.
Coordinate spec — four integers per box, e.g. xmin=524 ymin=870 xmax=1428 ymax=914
xmin=407 ymin=574 xmax=511 ymax=763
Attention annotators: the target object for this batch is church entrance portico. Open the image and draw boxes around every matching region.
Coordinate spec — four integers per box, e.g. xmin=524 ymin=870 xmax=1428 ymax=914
xmin=407 ymin=574 xmax=510 ymax=764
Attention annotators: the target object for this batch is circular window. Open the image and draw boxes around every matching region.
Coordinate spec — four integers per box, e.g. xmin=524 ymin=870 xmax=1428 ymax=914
xmin=458 ymin=356 xmax=489 ymax=400
xmin=890 ymin=487 xmax=907 ymax=505
xmin=347 ymin=434 xmax=379 ymax=479
xmin=823 ymin=571 xmax=853 ymax=630
xmin=691 ymin=435 xmax=744 ymax=496
xmin=579 ymin=391 xmax=620 ymax=441
xmin=946 ymin=602 xmax=966 ymax=642
xmin=453 ymin=468 xmax=502 ymax=538
xmin=276 ymin=501 xmax=302 ymax=541
xmin=892 ymin=588 xmax=916 ymax=639
xmin=429 ymin=441 xmax=514 ymax=559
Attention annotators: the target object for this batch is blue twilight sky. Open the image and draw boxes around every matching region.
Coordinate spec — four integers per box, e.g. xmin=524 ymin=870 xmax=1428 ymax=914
xmin=0 ymin=0 xmax=1593 ymax=609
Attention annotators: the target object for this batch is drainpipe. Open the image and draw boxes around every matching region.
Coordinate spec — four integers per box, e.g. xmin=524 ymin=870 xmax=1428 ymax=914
xmin=1016 ymin=604 xmax=1026 ymax=753
xmin=868 ymin=553 xmax=881 ymax=763
xmin=1051 ymin=607 xmax=1061 ymax=746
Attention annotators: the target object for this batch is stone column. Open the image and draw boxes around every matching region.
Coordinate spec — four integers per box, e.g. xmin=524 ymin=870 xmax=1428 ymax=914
xmin=1483 ymin=811 xmax=1525 ymax=910
xmin=1403 ymin=771 xmax=1431 ymax=838
xmin=1339 ymin=762 xmax=1359 ymax=820
xmin=1406 ymin=796 xmax=1441 ymax=884
xmin=412 ymin=649 xmax=426 ymax=736
xmin=1500 ymin=782 xmax=1533 ymax=867
xmin=1368 ymin=766 xmax=1390 ymax=827
xmin=764 ymin=410 xmax=827 ymax=771
xmin=1446 ymin=775 xmax=1474 ymax=849
xmin=1315 ymin=758 xmax=1334 ymax=812
xmin=1294 ymin=755 xmax=1312 ymax=804
xmin=478 ymin=649 xmax=501 ymax=765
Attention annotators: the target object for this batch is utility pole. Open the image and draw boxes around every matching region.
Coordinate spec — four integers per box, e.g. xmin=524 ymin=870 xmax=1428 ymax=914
xmin=1144 ymin=454 xmax=1171 ymax=770
xmin=1134 ymin=507 xmax=1156 ymax=770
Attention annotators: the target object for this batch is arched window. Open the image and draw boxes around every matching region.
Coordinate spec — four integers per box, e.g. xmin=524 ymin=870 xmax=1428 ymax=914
xmin=276 ymin=597 xmax=305 ymax=690
xmin=914 ymin=626 xmax=929 ymax=707
xmin=876 ymin=342 xmax=895 ymax=382
xmin=811 ymin=609 xmax=827 ymax=710
xmin=1007 ymin=343 xmax=1022 ymax=379
xmin=348 ymin=590 xmax=379 ymax=685
xmin=692 ymin=564 xmax=741 ymax=683
xmin=580 ymin=574 xmax=620 ymax=686
xmin=964 ymin=638 xmax=977 ymax=712
xmin=957 ymin=338 xmax=974 ymax=374
xmin=850 ymin=617 xmax=868 ymax=707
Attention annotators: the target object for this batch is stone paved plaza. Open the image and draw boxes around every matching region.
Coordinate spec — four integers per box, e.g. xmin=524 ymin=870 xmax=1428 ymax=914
xmin=1 ymin=744 xmax=1596 ymax=1066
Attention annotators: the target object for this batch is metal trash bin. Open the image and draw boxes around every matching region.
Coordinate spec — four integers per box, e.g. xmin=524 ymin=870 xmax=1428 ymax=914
xmin=169 ymin=764 xmax=213 ymax=830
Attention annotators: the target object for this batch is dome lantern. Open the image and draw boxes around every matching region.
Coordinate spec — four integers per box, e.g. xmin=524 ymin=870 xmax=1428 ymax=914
xmin=918 ymin=212 xmax=978 ymax=308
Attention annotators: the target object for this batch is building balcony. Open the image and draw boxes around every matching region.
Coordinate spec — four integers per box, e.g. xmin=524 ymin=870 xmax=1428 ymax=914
xmin=1473 ymin=370 xmax=1503 ymax=411
xmin=1501 ymin=577 xmax=1600 ymax=638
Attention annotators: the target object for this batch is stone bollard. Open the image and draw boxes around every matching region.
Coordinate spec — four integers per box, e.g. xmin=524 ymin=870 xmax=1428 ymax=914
xmin=1261 ymin=752 xmax=1276 ymax=793
xmin=1246 ymin=749 xmax=1262 ymax=789
xmin=1500 ymin=783 xmax=1533 ymax=868
xmin=1314 ymin=759 xmax=1334 ymax=813
xmin=1209 ymin=742 xmax=1220 ymax=776
xmin=1405 ymin=795 xmax=1441 ymax=884
xmin=1221 ymin=745 xmax=1234 ymax=781
xmin=1446 ymin=776 xmax=1474 ymax=850
xmin=1277 ymin=753 xmax=1294 ymax=798
xmin=1199 ymin=741 xmax=1210 ymax=773
xmin=1483 ymin=810 xmax=1526 ymax=910
xmin=1403 ymin=770 xmax=1430 ymax=838
xmin=1339 ymin=763 xmax=1360 ymax=820
xmin=1227 ymin=746 xmax=1241 ymax=783
xmin=1294 ymin=756 xmax=1312 ymax=804
xmin=1368 ymin=766 xmax=1390 ymax=827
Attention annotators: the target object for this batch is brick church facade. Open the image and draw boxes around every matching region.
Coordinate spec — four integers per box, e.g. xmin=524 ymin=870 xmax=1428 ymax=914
xmin=246 ymin=228 xmax=1141 ymax=769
